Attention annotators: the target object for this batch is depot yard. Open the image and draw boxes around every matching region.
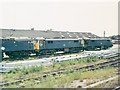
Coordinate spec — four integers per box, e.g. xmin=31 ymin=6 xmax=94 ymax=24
xmin=0 ymin=44 xmax=119 ymax=88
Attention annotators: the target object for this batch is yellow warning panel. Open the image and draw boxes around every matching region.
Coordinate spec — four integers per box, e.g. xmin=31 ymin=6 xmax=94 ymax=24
xmin=34 ymin=40 xmax=40 ymax=50
xmin=81 ymin=39 xmax=85 ymax=47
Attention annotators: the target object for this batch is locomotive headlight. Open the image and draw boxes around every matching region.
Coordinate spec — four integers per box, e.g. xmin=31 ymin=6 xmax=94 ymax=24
xmin=1 ymin=47 xmax=5 ymax=50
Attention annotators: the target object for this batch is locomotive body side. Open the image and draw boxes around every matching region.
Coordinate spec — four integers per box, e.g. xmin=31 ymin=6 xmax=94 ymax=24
xmin=39 ymin=39 xmax=84 ymax=54
xmin=85 ymin=38 xmax=113 ymax=50
xmin=1 ymin=38 xmax=35 ymax=58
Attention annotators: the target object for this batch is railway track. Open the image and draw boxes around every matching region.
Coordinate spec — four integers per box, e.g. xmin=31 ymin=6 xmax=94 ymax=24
xmin=113 ymin=86 xmax=120 ymax=90
xmin=83 ymin=75 xmax=119 ymax=88
xmin=0 ymin=57 xmax=119 ymax=88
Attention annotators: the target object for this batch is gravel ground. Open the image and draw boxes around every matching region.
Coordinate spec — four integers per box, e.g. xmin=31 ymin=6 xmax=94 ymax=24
xmin=94 ymin=76 xmax=119 ymax=88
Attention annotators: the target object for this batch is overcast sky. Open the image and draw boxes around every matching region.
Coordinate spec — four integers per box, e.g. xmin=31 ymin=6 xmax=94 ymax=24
xmin=0 ymin=0 xmax=118 ymax=37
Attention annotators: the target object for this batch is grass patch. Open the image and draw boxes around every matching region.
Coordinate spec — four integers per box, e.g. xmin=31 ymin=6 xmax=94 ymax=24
xmin=1 ymin=57 xmax=107 ymax=82
xmin=22 ymin=67 xmax=118 ymax=88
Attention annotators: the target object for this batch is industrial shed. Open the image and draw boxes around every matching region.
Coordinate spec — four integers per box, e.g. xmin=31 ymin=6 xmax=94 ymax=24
xmin=0 ymin=29 xmax=99 ymax=39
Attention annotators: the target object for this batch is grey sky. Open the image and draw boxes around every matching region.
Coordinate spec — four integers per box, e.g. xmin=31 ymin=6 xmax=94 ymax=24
xmin=0 ymin=0 xmax=118 ymax=37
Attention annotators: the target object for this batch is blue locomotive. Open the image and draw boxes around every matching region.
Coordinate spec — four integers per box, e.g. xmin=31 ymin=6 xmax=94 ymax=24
xmin=1 ymin=38 xmax=35 ymax=58
xmin=39 ymin=39 xmax=84 ymax=55
xmin=0 ymin=37 xmax=113 ymax=60
xmin=84 ymin=38 xmax=113 ymax=50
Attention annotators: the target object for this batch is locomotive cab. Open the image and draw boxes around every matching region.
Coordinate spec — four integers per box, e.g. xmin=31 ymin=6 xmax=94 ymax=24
xmin=81 ymin=38 xmax=90 ymax=50
xmin=33 ymin=40 xmax=40 ymax=50
xmin=33 ymin=37 xmax=45 ymax=55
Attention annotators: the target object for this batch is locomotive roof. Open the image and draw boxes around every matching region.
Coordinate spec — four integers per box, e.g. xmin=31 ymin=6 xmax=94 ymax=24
xmin=0 ymin=29 xmax=99 ymax=39
xmin=45 ymin=38 xmax=83 ymax=41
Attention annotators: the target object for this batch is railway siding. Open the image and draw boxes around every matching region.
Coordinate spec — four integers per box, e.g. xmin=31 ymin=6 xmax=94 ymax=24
xmin=0 ymin=57 xmax=119 ymax=88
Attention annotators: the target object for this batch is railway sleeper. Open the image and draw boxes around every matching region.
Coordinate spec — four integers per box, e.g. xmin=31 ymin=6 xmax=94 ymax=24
xmin=57 ymin=71 xmax=64 ymax=74
xmin=52 ymin=73 xmax=57 ymax=76
xmin=42 ymin=74 xmax=48 ymax=78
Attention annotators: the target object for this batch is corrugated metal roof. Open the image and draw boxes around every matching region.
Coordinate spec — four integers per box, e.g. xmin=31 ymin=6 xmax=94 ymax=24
xmin=0 ymin=29 xmax=100 ymax=39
